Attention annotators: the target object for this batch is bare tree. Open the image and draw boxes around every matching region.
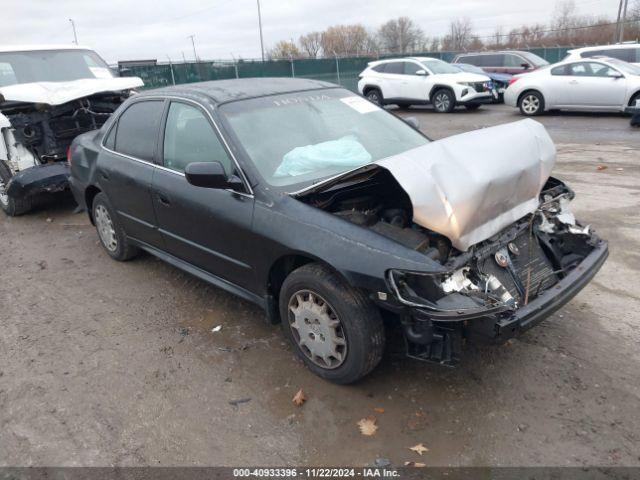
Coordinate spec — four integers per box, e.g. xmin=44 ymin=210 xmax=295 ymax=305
xmin=299 ymin=32 xmax=322 ymax=58
xmin=320 ymin=24 xmax=372 ymax=56
xmin=377 ymin=17 xmax=425 ymax=54
xmin=442 ymin=18 xmax=473 ymax=51
xmin=267 ymin=40 xmax=301 ymax=60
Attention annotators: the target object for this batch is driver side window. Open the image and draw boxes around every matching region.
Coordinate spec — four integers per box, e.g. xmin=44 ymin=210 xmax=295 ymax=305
xmin=163 ymin=102 xmax=232 ymax=174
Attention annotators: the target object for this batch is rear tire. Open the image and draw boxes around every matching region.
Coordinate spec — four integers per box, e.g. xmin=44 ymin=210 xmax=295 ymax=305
xmin=92 ymin=192 xmax=138 ymax=261
xmin=518 ymin=91 xmax=545 ymax=116
xmin=365 ymin=88 xmax=383 ymax=106
xmin=432 ymin=89 xmax=456 ymax=113
xmin=279 ymin=263 xmax=385 ymax=384
xmin=0 ymin=162 xmax=32 ymax=216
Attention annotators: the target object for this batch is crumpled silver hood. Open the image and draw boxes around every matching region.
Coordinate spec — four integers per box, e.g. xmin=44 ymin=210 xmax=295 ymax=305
xmin=376 ymin=119 xmax=556 ymax=251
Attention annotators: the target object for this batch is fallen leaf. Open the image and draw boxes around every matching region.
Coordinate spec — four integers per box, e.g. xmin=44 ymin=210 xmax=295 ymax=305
xmin=409 ymin=443 xmax=429 ymax=456
xmin=404 ymin=461 xmax=426 ymax=467
xmin=596 ymin=164 xmax=608 ymax=171
xmin=292 ymin=389 xmax=306 ymax=407
xmin=357 ymin=417 xmax=378 ymax=436
xmin=374 ymin=407 xmax=385 ymax=414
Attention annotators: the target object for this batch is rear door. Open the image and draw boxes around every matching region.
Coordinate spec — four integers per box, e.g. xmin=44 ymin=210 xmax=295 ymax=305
xmin=151 ymin=99 xmax=256 ymax=289
xmin=98 ymin=99 xmax=165 ymax=247
xmin=379 ymin=61 xmax=405 ymax=99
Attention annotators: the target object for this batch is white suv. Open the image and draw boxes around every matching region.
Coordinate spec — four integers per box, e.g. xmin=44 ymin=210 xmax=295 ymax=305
xmin=563 ymin=43 xmax=640 ymax=66
xmin=357 ymin=57 xmax=496 ymax=112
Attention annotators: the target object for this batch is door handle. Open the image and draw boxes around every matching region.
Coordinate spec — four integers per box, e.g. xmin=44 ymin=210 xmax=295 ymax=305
xmin=156 ymin=192 xmax=171 ymax=206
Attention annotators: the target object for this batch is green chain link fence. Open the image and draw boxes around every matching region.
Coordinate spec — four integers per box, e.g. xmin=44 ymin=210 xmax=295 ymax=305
xmin=119 ymin=47 xmax=573 ymax=91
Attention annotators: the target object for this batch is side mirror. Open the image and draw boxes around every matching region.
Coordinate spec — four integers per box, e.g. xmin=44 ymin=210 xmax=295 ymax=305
xmin=415 ymin=69 xmax=427 ymax=76
xmin=611 ymin=72 xmax=624 ymax=79
xmin=185 ymin=161 xmax=243 ymax=190
xmin=521 ymin=63 xmax=531 ymax=70
xmin=403 ymin=116 xmax=420 ymax=130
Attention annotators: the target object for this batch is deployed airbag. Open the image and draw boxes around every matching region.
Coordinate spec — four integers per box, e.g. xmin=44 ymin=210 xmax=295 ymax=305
xmin=275 ymin=135 xmax=372 ymax=177
xmin=376 ymin=119 xmax=556 ymax=251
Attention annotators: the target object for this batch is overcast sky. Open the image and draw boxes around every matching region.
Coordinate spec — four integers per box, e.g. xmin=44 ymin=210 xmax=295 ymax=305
xmin=2 ymin=0 xmax=623 ymax=63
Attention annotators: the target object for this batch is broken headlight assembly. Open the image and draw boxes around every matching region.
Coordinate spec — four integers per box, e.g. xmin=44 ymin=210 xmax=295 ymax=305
xmin=387 ymin=268 xmax=515 ymax=320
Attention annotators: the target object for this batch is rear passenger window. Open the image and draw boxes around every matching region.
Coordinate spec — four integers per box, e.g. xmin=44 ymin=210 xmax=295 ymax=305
xmin=114 ymin=100 xmax=164 ymax=162
xmin=163 ymin=102 xmax=232 ymax=174
xmin=385 ymin=62 xmax=404 ymax=74
xmin=372 ymin=64 xmax=387 ymax=73
xmin=403 ymin=62 xmax=423 ymax=75
xmin=583 ymin=48 xmax=635 ymax=62
xmin=476 ymin=54 xmax=503 ymax=67
xmin=551 ymin=64 xmax=569 ymax=75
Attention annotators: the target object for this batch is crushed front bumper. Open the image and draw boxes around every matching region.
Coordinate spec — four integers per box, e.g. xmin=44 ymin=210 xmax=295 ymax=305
xmin=413 ymin=239 xmax=609 ymax=342
xmin=6 ymin=162 xmax=70 ymax=199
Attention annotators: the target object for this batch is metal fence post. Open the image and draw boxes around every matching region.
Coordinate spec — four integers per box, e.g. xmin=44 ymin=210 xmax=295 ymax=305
xmin=166 ymin=55 xmax=176 ymax=85
xmin=290 ymin=55 xmax=295 ymax=77
xmin=334 ymin=52 xmax=340 ymax=85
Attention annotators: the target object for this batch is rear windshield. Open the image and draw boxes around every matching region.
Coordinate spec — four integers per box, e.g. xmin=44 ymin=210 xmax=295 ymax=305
xmin=519 ymin=51 xmax=549 ymax=67
xmin=219 ymin=88 xmax=429 ymax=190
xmin=0 ymin=49 xmax=113 ymax=87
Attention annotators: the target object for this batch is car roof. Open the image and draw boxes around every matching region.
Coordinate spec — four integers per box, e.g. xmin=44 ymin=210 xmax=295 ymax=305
xmin=138 ymin=77 xmax=339 ymax=105
xmin=568 ymin=43 xmax=639 ymax=53
xmin=454 ymin=51 xmax=530 ymax=56
xmin=0 ymin=44 xmax=92 ymax=53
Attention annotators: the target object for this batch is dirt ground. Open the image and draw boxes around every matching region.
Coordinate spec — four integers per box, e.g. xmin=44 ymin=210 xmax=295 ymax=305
xmin=1 ymin=104 xmax=639 ymax=467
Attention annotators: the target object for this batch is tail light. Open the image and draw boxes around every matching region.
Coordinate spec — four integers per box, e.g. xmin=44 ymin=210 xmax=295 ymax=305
xmin=66 ymin=145 xmax=73 ymax=165
xmin=508 ymin=77 xmax=520 ymax=86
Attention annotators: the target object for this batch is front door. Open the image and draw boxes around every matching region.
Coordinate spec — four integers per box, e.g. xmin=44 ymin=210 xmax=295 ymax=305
xmin=152 ymin=100 xmax=256 ymax=290
xmin=567 ymin=62 xmax=627 ymax=108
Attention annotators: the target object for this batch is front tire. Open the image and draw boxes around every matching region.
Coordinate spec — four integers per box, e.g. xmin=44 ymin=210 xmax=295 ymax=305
xmin=279 ymin=263 xmax=385 ymax=384
xmin=92 ymin=192 xmax=138 ymax=261
xmin=432 ymin=89 xmax=456 ymax=113
xmin=519 ymin=91 xmax=545 ymax=116
xmin=0 ymin=162 xmax=32 ymax=216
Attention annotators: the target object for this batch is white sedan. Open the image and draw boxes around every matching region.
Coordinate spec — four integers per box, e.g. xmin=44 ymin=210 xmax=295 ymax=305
xmin=504 ymin=56 xmax=640 ymax=116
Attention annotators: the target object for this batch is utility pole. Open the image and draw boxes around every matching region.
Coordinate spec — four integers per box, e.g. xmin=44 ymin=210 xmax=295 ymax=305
xmin=619 ymin=0 xmax=629 ymax=43
xmin=188 ymin=35 xmax=199 ymax=62
xmin=69 ymin=18 xmax=78 ymax=44
xmin=181 ymin=51 xmax=187 ymax=63
xmin=256 ymin=0 xmax=265 ymax=62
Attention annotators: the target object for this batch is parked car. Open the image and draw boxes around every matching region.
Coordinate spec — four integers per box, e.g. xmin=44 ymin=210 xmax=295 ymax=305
xmin=70 ymin=78 xmax=608 ymax=384
xmin=563 ymin=43 xmax=640 ymax=66
xmin=452 ymin=51 xmax=549 ymax=75
xmin=0 ymin=45 xmax=143 ymax=216
xmin=357 ymin=57 xmax=496 ymax=112
xmin=505 ymin=56 xmax=640 ymax=116
xmin=453 ymin=63 xmax=511 ymax=102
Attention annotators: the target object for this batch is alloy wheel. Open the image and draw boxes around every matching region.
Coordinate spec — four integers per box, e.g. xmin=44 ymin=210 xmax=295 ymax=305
xmin=287 ymin=290 xmax=347 ymax=369
xmin=434 ymin=92 xmax=451 ymax=112
xmin=94 ymin=204 xmax=118 ymax=252
xmin=366 ymin=91 xmax=381 ymax=105
xmin=521 ymin=94 xmax=540 ymax=115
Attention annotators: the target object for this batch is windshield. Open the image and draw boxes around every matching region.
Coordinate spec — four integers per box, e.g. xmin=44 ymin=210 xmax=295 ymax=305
xmin=219 ymin=89 xmax=429 ymax=189
xmin=519 ymin=51 xmax=549 ymax=67
xmin=606 ymin=58 xmax=640 ymax=75
xmin=0 ymin=49 xmax=113 ymax=87
xmin=421 ymin=59 xmax=462 ymax=74
xmin=456 ymin=63 xmax=484 ymax=74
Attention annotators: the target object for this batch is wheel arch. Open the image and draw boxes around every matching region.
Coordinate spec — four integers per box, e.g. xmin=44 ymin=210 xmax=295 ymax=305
xmin=628 ymin=90 xmax=640 ymax=106
xmin=517 ymin=88 xmax=545 ymax=107
xmin=266 ymin=253 xmax=352 ymax=324
xmin=84 ymin=184 xmax=102 ymax=225
xmin=362 ymin=84 xmax=382 ymax=97
xmin=428 ymin=84 xmax=455 ymax=101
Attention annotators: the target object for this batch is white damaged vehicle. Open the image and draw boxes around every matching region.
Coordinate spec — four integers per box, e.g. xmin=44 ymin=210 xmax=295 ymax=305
xmin=0 ymin=45 xmax=143 ymax=215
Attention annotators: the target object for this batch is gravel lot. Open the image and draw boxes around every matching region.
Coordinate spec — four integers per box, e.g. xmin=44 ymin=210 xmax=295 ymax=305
xmin=1 ymin=103 xmax=638 ymax=467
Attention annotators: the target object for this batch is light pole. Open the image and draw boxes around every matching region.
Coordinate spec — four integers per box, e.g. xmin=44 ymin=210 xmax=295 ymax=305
xmin=69 ymin=19 xmax=78 ymax=44
xmin=619 ymin=0 xmax=629 ymax=42
xmin=188 ymin=35 xmax=199 ymax=62
xmin=256 ymin=0 xmax=265 ymax=62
